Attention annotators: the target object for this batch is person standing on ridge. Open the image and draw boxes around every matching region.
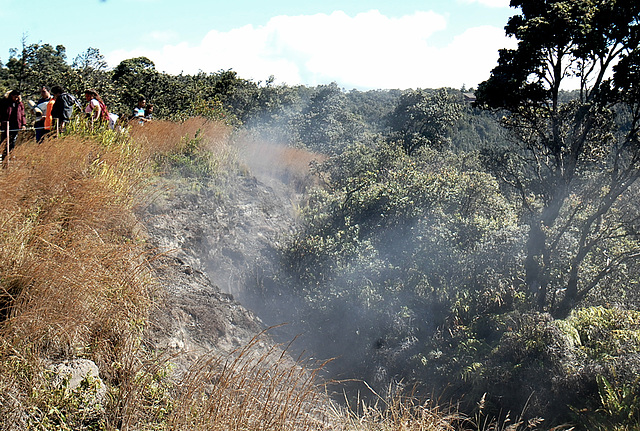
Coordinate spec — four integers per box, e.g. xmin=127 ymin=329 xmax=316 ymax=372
xmin=0 ymin=90 xmax=26 ymax=163
xmin=33 ymin=85 xmax=54 ymax=142
xmin=132 ymin=96 xmax=150 ymax=123
xmin=84 ymin=89 xmax=109 ymax=124
xmin=144 ymin=103 xmax=154 ymax=121
xmin=85 ymin=89 xmax=118 ymax=130
xmin=50 ymin=85 xmax=79 ymax=134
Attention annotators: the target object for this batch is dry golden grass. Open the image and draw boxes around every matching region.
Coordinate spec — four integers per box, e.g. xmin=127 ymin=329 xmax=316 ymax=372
xmin=0 ymin=118 xmax=233 ymax=429
xmin=164 ymin=332 xmax=334 ymax=431
xmin=235 ymin=132 xmax=326 ymax=192
xmin=336 ymin=395 xmax=462 ymax=431
xmin=129 ymin=117 xmax=231 ymax=161
xmin=0 ymin=128 xmax=157 ymax=428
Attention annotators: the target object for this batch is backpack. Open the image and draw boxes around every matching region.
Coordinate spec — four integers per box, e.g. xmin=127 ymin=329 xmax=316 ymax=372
xmin=96 ymin=99 xmax=110 ymax=122
xmin=52 ymin=93 xmax=82 ymax=121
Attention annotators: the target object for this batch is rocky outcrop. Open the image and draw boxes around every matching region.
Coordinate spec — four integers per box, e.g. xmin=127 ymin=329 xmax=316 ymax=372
xmin=141 ymin=165 xmax=299 ymax=370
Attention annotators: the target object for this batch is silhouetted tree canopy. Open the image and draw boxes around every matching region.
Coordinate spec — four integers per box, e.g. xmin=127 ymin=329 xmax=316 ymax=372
xmin=476 ymin=0 xmax=640 ymax=315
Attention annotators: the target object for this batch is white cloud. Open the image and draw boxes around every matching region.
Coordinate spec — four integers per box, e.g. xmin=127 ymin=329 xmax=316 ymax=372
xmin=106 ymin=10 xmax=516 ymax=90
xmin=143 ymin=30 xmax=179 ymax=43
xmin=458 ymin=0 xmax=511 ymax=8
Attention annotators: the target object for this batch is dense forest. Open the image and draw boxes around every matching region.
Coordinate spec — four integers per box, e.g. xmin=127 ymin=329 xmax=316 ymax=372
xmin=2 ymin=1 xmax=640 ymax=429
xmin=0 ymin=39 xmax=504 ymax=153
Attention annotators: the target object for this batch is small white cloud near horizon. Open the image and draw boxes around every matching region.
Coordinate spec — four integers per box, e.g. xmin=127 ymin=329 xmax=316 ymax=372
xmin=143 ymin=30 xmax=180 ymax=43
xmin=107 ymin=9 xmax=516 ymax=90
xmin=458 ymin=0 xmax=511 ymax=8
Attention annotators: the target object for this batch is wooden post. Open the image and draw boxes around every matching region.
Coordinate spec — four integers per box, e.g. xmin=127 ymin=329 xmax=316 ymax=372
xmin=4 ymin=121 xmax=8 ymax=168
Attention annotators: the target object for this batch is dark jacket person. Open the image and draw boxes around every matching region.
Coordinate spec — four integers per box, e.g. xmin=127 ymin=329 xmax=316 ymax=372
xmin=50 ymin=85 xmax=78 ymax=132
xmin=0 ymin=89 xmax=26 ymax=160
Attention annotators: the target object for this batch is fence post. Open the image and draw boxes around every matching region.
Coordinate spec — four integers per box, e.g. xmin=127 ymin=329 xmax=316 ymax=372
xmin=4 ymin=121 xmax=9 ymax=168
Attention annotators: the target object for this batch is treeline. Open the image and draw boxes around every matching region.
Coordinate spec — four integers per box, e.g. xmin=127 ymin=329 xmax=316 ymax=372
xmin=0 ymin=43 xmax=253 ymax=122
xmin=0 ymin=41 xmax=505 ymax=154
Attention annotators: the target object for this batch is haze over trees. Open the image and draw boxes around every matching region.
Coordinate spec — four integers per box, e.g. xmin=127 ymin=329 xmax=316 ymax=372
xmin=2 ymin=1 xmax=640 ymax=428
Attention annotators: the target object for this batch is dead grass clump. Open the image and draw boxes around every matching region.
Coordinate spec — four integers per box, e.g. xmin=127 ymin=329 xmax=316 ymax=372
xmin=236 ymin=133 xmax=326 ymax=192
xmin=129 ymin=117 xmax=231 ymax=160
xmin=165 ymin=333 xmax=333 ymax=431
xmin=127 ymin=118 xmax=235 ymax=182
xmin=335 ymin=394 xmax=462 ymax=431
xmin=332 ymin=387 xmax=554 ymax=431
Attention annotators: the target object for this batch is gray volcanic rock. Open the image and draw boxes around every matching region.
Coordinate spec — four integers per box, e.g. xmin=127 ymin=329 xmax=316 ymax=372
xmin=141 ymin=166 xmax=299 ymax=368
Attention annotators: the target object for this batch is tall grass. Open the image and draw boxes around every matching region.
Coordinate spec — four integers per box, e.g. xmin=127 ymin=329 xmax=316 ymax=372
xmin=130 ymin=117 xmax=231 ymax=166
xmin=0 ymin=117 xmax=233 ymax=429
xmin=166 ymin=332 xmax=333 ymax=431
xmin=235 ymin=132 xmax=326 ymax=192
xmin=1 ymin=126 xmax=142 ymax=428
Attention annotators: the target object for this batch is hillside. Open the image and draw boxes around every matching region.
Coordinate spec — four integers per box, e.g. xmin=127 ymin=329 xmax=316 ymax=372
xmin=2 ymin=117 xmax=502 ymax=431
xmin=2 ymin=117 xmax=534 ymax=431
xmin=3 ymin=113 xmax=640 ymax=430
xmin=0 ymin=119 xmax=336 ymax=430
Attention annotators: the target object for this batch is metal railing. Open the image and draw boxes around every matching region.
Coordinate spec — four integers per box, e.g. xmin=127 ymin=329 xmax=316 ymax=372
xmin=1 ymin=120 xmax=64 ymax=167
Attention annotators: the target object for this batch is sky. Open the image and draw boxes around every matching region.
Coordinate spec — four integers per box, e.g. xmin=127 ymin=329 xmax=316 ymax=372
xmin=1 ymin=0 xmax=519 ymax=90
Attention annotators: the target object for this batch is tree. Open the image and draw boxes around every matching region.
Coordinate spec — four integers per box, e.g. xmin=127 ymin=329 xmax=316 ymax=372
xmin=2 ymin=40 xmax=71 ymax=97
xmin=387 ymin=88 xmax=463 ymax=155
xmin=294 ymin=82 xmax=366 ymax=154
xmin=111 ymin=56 xmax=161 ymax=115
xmin=240 ymin=79 xmax=307 ymax=143
xmin=72 ymin=47 xmax=110 ymax=95
xmin=273 ymin=142 xmax=520 ymax=395
xmin=475 ymin=0 xmax=640 ymax=315
xmin=345 ymin=88 xmax=402 ymax=135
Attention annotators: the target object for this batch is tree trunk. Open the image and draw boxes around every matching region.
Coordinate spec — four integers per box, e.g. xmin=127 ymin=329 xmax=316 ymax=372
xmin=525 ymin=220 xmax=548 ymax=310
xmin=555 ymin=266 xmax=579 ymax=318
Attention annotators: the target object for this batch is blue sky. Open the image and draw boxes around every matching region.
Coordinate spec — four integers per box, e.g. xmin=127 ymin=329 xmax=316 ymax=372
xmin=2 ymin=0 xmax=517 ymax=90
